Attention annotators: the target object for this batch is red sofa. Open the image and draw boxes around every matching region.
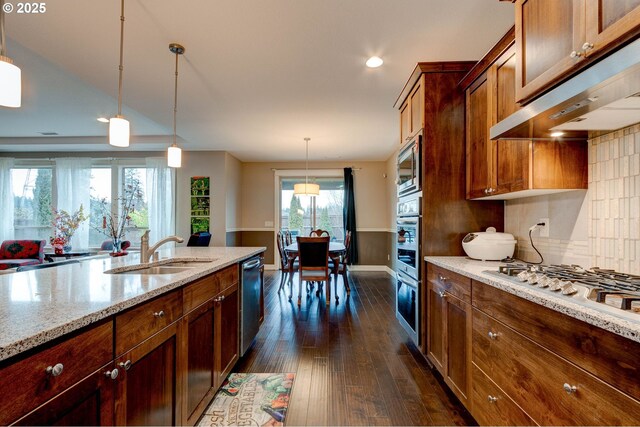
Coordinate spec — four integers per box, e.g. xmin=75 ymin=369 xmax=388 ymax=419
xmin=0 ymin=240 xmax=46 ymax=270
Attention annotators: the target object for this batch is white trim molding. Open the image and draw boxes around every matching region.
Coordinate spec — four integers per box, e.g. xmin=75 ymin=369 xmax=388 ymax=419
xmin=226 ymin=228 xmax=275 ymax=232
xmin=348 ymin=265 xmax=395 ymax=276
xmin=357 ymin=228 xmax=396 ymax=233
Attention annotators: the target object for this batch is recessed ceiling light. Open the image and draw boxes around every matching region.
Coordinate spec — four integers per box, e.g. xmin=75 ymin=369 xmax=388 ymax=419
xmin=366 ymin=56 xmax=383 ymax=68
xmin=550 ymin=131 xmax=565 ymax=137
xmin=97 ymin=117 xmax=109 ymax=123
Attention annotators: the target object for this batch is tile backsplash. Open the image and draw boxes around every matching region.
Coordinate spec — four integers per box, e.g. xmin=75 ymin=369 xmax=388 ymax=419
xmin=505 ymin=123 xmax=640 ymax=274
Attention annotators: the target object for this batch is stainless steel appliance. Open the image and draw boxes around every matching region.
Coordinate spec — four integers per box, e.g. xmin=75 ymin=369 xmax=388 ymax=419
xmin=396 ymin=271 xmax=419 ymax=343
xmin=486 ymin=263 xmax=640 ymax=317
xmin=396 ymin=131 xmax=422 ymax=196
xmin=395 ymin=193 xmax=421 ymax=343
xmin=396 ymin=194 xmax=421 ymax=279
xmin=240 ymin=255 xmax=264 ymax=356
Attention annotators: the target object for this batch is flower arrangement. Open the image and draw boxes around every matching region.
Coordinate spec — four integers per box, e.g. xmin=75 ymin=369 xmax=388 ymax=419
xmin=50 ymin=205 xmax=89 ymax=249
xmin=92 ymin=179 xmax=142 ymax=243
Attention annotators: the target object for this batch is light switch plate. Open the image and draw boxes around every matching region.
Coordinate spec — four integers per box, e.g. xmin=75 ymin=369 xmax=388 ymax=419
xmin=264 ymin=221 xmax=274 ymax=227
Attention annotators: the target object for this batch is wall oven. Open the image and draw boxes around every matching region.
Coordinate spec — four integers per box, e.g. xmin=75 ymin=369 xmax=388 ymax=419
xmin=396 ymin=131 xmax=422 ymax=196
xmin=395 ymin=193 xmax=421 ymax=344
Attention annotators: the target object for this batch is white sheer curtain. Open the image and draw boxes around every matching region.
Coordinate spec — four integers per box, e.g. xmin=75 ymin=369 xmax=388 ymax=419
xmin=146 ymin=158 xmax=175 ymax=246
xmin=0 ymin=158 xmax=14 ymax=242
xmin=55 ymin=158 xmax=91 ymax=248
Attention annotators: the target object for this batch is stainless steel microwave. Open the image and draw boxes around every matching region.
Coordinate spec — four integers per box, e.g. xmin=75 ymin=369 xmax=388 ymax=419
xmin=396 ymin=131 xmax=422 ymax=196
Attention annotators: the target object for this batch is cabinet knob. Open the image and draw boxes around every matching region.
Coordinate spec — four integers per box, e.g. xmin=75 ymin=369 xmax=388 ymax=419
xmin=570 ymin=50 xmax=584 ymax=58
xmin=582 ymin=42 xmax=594 ymax=51
xmin=438 ymin=291 xmax=446 ymax=298
xmin=488 ymin=331 xmax=498 ymax=340
xmin=487 ymin=395 xmax=498 ymax=403
xmin=45 ymin=363 xmax=64 ymax=377
xmin=153 ymin=310 xmax=165 ymax=318
xmin=105 ymin=368 xmax=119 ymax=380
xmin=438 ymin=275 xmax=447 ymax=282
xmin=119 ymin=360 xmax=132 ymax=371
xmin=563 ymin=383 xmax=577 ymax=394
xmin=484 ymin=188 xmax=490 ymax=194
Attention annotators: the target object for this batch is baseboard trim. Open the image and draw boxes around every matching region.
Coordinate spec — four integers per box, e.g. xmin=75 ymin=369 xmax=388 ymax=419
xmin=348 ymin=265 xmax=395 ymax=276
xmin=264 ymin=264 xmax=277 ymax=271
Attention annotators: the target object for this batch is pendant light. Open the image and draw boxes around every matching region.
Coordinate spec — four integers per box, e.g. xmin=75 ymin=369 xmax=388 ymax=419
xmin=293 ymin=137 xmax=320 ymax=196
xmin=167 ymin=43 xmax=184 ymax=168
xmin=109 ymin=0 xmax=130 ymax=147
xmin=0 ymin=0 xmax=21 ymax=108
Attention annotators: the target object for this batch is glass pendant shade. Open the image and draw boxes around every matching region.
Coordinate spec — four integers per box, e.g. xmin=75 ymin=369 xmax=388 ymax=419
xmin=0 ymin=57 xmax=21 ymax=108
xmin=294 ymin=182 xmax=320 ymax=196
xmin=108 ymin=116 xmax=130 ymax=147
xmin=168 ymin=144 xmax=182 ymax=168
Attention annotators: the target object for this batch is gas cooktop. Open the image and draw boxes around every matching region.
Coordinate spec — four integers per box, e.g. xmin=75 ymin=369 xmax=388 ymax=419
xmin=484 ymin=263 xmax=640 ymax=315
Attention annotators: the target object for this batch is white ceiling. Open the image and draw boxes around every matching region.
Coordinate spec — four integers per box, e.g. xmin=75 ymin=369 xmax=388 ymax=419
xmin=0 ymin=0 xmax=514 ymax=161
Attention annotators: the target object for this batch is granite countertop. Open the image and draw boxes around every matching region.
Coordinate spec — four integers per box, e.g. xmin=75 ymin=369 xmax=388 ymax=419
xmin=425 ymin=256 xmax=640 ymax=344
xmin=0 ymin=246 xmax=265 ymax=362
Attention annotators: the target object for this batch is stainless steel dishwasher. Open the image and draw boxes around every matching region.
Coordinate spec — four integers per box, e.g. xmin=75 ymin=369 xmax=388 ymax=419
xmin=240 ymin=255 xmax=264 ymax=356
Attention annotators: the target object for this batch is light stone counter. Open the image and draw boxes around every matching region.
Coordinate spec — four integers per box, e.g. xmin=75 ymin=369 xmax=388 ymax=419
xmin=0 ymin=246 xmax=265 ymax=362
xmin=425 ymin=256 xmax=640 ymax=344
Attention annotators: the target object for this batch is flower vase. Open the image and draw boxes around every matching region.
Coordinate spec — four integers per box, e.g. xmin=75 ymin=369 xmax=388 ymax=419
xmin=63 ymin=245 xmax=72 ymax=254
xmin=54 ymin=245 xmax=64 ymax=255
xmin=110 ymin=238 xmax=125 ymax=257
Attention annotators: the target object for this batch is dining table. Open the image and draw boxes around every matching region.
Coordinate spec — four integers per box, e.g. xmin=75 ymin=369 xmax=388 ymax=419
xmin=284 ymin=241 xmax=347 ymax=299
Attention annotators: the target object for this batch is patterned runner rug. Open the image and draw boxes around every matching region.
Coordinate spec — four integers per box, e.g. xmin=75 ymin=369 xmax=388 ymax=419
xmin=198 ymin=373 xmax=295 ymax=426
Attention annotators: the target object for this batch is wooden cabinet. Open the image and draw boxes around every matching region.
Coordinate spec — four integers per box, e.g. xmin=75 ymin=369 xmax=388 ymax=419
xmin=515 ymin=0 xmax=640 ymax=103
xmin=115 ymin=322 xmax=182 ymax=426
xmin=0 ymin=321 xmax=113 ymax=425
xmin=464 ymin=29 xmax=588 ymax=200
xmin=471 ymin=278 xmax=640 ymax=425
xmin=14 ymin=363 xmax=117 ymax=426
xmin=215 ymin=281 xmax=239 ymax=384
xmin=182 ymin=300 xmax=216 ymax=426
xmin=399 ymin=80 xmax=423 ymax=144
xmin=425 ymin=264 xmax=472 ymax=407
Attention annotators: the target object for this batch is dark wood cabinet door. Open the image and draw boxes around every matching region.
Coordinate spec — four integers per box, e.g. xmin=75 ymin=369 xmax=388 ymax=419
xmin=494 ymin=140 xmax=530 ymax=194
xmin=426 ymin=280 xmax=445 ymax=373
xmin=515 ymin=0 xmax=585 ymax=103
xmin=400 ymin=100 xmax=410 ymax=144
xmin=444 ymin=294 xmax=471 ymax=407
xmin=466 ymin=75 xmax=491 ymax=199
xmin=183 ymin=300 xmax=216 ymax=425
xmin=585 ymin=0 xmax=640 ymax=57
xmin=409 ymin=80 xmax=423 ymax=136
xmin=116 ymin=324 xmax=180 ymax=426
xmin=215 ymin=282 xmax=239 ymax=387
xmin=14 ymin=363 xmax=117 ymax=426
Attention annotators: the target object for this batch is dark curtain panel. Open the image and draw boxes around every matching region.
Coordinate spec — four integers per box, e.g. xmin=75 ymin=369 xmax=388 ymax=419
xmin=343 ymin=167 xmax=358 ymax=264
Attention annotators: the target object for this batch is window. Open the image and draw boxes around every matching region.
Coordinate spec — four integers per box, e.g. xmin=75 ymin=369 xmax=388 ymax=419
xmin=89 ymin=168 xmax=112 ymax=248
xmin=280 ymin=177 xmax=344 ymax=241
xmin=11 ymin=168 xmax=53 ymax=241
xmin=122 ymin=168 xmax=149 ymax=242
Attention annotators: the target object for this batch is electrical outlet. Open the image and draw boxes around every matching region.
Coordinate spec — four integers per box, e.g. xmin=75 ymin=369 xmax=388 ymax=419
xmin=539 ymin=218 xmax=549 ymax=237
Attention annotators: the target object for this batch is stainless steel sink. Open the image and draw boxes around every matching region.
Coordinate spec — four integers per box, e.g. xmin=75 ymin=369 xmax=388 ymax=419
xmin=117 ymin=266 xmax=194 ymax=275
xmin=163 ymin=261 xmax=212 ymax=267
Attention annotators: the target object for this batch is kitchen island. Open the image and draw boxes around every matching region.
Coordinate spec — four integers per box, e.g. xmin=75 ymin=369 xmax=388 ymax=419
xmin=0 ymin=246 xmax=265 ymax=426
xmin=424 ymin=256 xmax=640 ymax=426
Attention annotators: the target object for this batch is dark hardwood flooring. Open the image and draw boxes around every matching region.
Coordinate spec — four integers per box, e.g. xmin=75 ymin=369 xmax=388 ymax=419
xmin=234 ymin=270 xmax=475 ymax=426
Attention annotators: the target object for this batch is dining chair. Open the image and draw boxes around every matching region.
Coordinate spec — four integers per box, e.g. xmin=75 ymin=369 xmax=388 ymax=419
xmin=296 ymin=236 xmax=332 ymax=306
xmin=309 ymin=229 xmax=330 ymax=237
xmin=277 ymin=230 xmax=298 ymax=293
xmin=337 ymin=231 xmax=352 ymax=294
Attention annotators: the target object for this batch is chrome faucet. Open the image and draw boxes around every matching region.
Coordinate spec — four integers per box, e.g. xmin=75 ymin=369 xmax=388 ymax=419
xmin=140 ymin=230 xmax=184 ymax=263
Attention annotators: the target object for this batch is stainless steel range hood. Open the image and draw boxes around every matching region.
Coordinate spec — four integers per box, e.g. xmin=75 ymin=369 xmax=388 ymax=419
xmin=490 ymin=38 xmax=640 ymax=140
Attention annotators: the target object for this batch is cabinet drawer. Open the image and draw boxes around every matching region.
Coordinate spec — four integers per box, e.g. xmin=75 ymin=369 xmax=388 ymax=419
xmin=472 ymin=280 xmax=640 ymax=401
xmin=471 ymin=363 xmax=535 ymax=426
xmin=0 ymin=321 xmax=113 ymax=425
xmin=427 ymin=264 xmax=471 ymax=303
xmin=183 ymin=274 xmax=219 ymax=313
xmin=474 ymin=308 xmax=640 ymax=426
xmin=115 ymin=290 xmax=182 ymax=355
xmin=217 ymin=264 xmax=239 ymax=291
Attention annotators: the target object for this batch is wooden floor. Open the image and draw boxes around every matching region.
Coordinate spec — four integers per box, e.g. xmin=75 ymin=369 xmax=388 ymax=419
xmin=234 ymin=270 xmax=475 ymax=426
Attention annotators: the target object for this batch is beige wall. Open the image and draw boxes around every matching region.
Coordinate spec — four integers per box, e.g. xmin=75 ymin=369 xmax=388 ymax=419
xmin=225 ymin=153 xmax=242 ymax=230
xmin=240 ymin=160 xmax=392 ymax=230
xmin=505 ymin=123 xmax=640 ymax=274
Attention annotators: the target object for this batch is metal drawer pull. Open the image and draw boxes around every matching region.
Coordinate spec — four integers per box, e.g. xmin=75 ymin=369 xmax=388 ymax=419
xmin=438 ymin=291 xmax=446 ymax=298
xmin=563 ymin=383 xmax=577 ymax=394
xmin=119 ymin=360 xmax=132 ymax=371
xmin=105 ymin=368 xmax=119 ymax=380
xmin=582 ymin=42 xmax=593 ymax=51
xmin=46 ymin=363 xmax=64 ymax=377
xmin=153 ymin=310 xmax=165 ymax=318
xmin=488 ymin=331 xmax=498 ymax=340
xmin=438 ymin=275 xmax=447 ymax=282
xmin=215 ymin=295 xmax=226 ymax=302
xmin=487 ymin=395 xmax=498 ymax=403
xmin=570 ymin=50 xmax=584 ymax=58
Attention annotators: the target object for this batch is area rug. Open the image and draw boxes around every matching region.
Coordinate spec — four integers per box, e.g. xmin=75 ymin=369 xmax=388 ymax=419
xmin=198 ymin=373 xmax=295 ymax=427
